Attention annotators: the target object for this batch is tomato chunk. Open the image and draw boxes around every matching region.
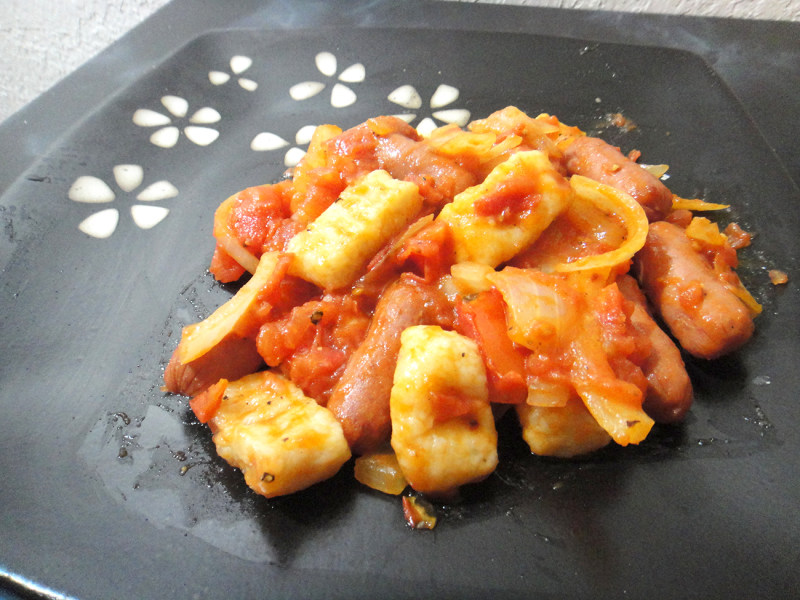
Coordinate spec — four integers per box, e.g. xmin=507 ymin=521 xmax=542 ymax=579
xmin=189 ymin=379 xmax=228 ymax=424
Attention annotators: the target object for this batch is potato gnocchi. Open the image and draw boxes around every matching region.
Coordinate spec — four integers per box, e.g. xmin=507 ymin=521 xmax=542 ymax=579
xmin=390 ymin=326 xmax=498 ymax=497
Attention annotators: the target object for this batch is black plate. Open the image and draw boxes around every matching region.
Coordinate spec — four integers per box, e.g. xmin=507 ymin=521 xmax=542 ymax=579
xmin=1 ymin=28 xmax=798 ymax=600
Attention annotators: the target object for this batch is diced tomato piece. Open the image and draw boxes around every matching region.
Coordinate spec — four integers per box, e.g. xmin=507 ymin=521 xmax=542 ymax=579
xmin=473 ymin=178 xmax=541 ymax=221
xmin=209 ymin=243 xmax=246 ymax=283
xmin=290 ymin=166 xmax=346 ymax=224
xmin=228 ymin=181 xmax=294 ymax=252
xmin=189 ymin=379 xmax=228 ymax=424
xmin=287 ymin=346 xmax=347 ymax=405
xmin=429 ymin=389 xmax=479 ymax=423
xmin=255 ymin=293 xmax=370 ymax=404
xmin=235 ymin=253 xmax=294 ymax=338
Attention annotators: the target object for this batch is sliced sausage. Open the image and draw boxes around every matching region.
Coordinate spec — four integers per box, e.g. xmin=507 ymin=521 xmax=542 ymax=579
xmin=564 ymin=135 xmax=672 ymax=222
xmin=164 ymin=334 xmax=263 ymax=397
xmin=326 ymin=276 xmax=451 ymax=454
xmin=375 ymin=133 xmax=478 ymax=207
xmin=617 ymin=275 xmax=693 ymax=423
xmin=634 ymin=221 xmax=754 ymax=360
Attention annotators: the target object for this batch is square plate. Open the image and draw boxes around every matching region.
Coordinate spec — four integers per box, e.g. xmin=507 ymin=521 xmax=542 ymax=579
xmin=1 ymin=28 xmax=799 ymax=599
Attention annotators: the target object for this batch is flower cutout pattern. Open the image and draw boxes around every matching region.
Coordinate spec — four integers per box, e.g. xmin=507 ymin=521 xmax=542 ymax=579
xmin=250 ymin=125 xmax=317 ymax=168
xmin=388 ymin=84 xmax=470 ymax=136
xmin=289 ymin=52 xmax=365 ymax=108
xmin=133 ymin=95 xmax=221 ymax=148
xmin=69 ymin=164 xmax=179 ymax=239
xmin=208 ymin=55 xmax=258 ymax=91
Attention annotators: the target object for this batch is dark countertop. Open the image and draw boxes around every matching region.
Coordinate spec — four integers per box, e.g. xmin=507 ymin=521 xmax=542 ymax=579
xmin=1 ymin=0 xmax=798 ymax=196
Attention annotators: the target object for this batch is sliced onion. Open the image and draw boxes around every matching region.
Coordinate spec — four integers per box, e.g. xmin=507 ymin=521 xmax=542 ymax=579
xmin=178 ymin=252 xmax=282 ymax=364
xmin=449 ymin=261 xmax=495 ymax=295
xmin=575 ymin=382 xmax=654 ymax=446
xmin=487 ymin=267 xmax=569 ymax=352
xmin=525 ymin=378 xmax=571 ymax=408
xmin=685 ymin=216 xmax=727 ymax=247
xmin=671 ymin=196 xmax=729 ymax=211
xmin=553 ymin=176 xmax=649 ymax=273
xmin=728 ymin=283 xmax=763 ymax=316
xmin=641 ymin=163 xmax=670 ymax=179
xmin=354 ymin=453 xmax=407 ymax=495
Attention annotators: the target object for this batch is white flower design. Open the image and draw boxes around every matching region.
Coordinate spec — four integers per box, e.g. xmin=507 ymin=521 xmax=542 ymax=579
xmin=289 ymin=52 xmax=365 ymax=108
xmin=69 ymin=164 xmax=178 ymax=239
xmin=388 ymin=84 xmax=470 ymax=136
xmin=250 ymin=125 xmax=317 ymax=168
xmin=132 ymin=95 xmax=221 ymax=148
xmin=208 ymin=55 xmax=258 ymax=91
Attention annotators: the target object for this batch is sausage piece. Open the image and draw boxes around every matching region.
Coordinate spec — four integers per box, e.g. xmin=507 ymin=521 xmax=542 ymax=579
xmin=326 ymin=276 xmax=451 ymax=454
xmin=634 ymin=221 xmax=754 ymax=360
xmin=564 ymin=136 xmax=672 ymax=222
xmin=617 ymin=275 xmax=693 ymax=423
xmin=164 ymin=334 xmax=264 ymax=397
xmin=375 ymin=133 xmax=478 ymax=207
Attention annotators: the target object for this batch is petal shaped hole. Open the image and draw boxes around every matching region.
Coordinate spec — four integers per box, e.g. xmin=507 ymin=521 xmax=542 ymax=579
xmin=338 ymin=63 xmax=365 ymax=83
xmin=391 ymin=113 xmax=416 ymax=124
xmin=131 ymin=205 xmax=170 ymax=230
xmin=190 ymin=107 xmax=221 ymax=124
xmin=315 ymin=51 xmax=337 ymax=77
xmin=330 ymin=83 xmax=356 ymax=108
xmin=132 ymin=109 xmax=171 ymax=127
xmin=79 ymin=208 xmax=119 ymax=239
xmin=284 ymin=147 xmax=307 ymax=168
xmin=184 ymin=126 xmax=220 ymax=146
xmin=387 ymin=85 xmax=422 ymax=109
xmin=209 ymin=71 xmax=231 ymax=85
xmin=295 ymin=125 xmax=317 ymax=146
xmin=137 ymin=180 xmax=179 ymax=202
xmin=150 ymin=126 xmax=180 ymax=148
xmin=230 ymin=55 xmax=253 ymax=74
xmin=68 ymin=176 xmax=115 ymax=204
xmin=430 ymin=84 xmax=460 ymax=108
xmin=432 ymin=108 xmax=471 ymax=127
xmin=289 ymin=81 xmax=325 ymax=101
xmin=238 ymin=78 xmax=258 ymax=91
xmin=251 ymin=132 xmax=289 ymax=152
xmin=113 ymin=164 xmax=144 ymax=193
xmin=416 ymin=117 xmax=438 ymax=138
xmin=161 ymin=95 xmax=188 ymax=118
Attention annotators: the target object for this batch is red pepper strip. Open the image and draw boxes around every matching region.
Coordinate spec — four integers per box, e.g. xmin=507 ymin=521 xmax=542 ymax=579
xmin=455 ymin=289 xmax=527 ymax=404
xmin=394 ymin=219 xmax=454 ymax=283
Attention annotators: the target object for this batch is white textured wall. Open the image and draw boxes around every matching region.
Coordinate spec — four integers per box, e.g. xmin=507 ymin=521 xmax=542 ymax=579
xmin=454 ymin=0 xmax=800 ymax=21
xmin=1 ymin=0 xmax=799 ymax=124
xmin=0 ymin=0 xmax=170 ymax=123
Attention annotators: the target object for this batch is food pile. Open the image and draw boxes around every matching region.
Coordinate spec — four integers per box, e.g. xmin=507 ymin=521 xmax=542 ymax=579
xmin=164 ymin=107 xmax=759 ymax=524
